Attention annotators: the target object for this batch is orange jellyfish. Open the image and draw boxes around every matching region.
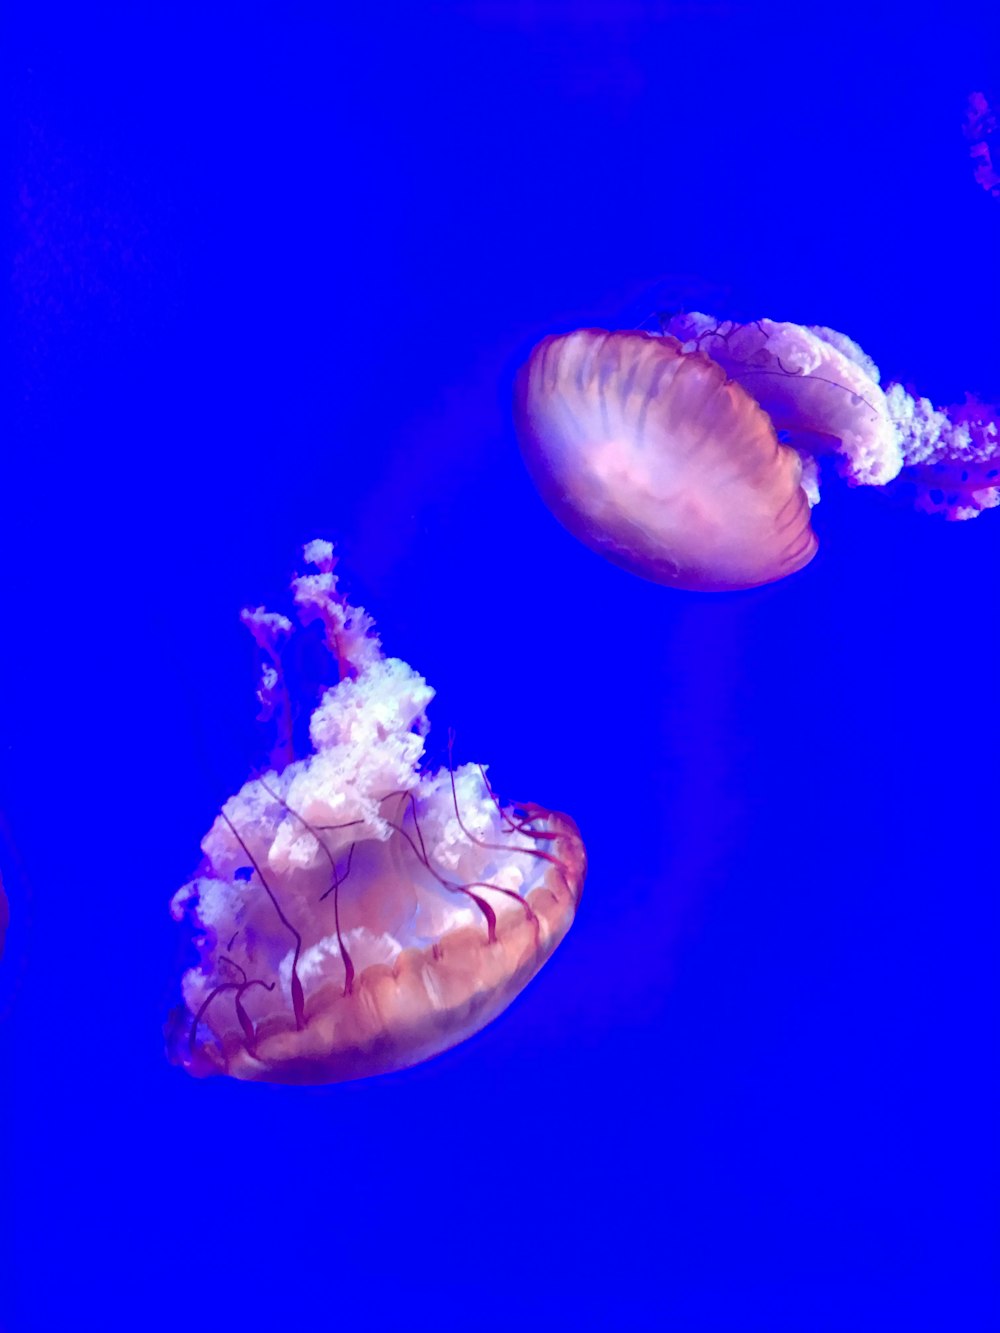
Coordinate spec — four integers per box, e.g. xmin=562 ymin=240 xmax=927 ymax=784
xmin=515 ymin=316 xmax=999 ymax=590
xmin=514 ymin=328 xmax=818 ymax=591
xmin=167 ymin=541 xmax=585 ymax=1085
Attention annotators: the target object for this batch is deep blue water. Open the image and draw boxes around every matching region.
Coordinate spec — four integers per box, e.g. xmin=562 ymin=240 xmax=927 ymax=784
xmin=3 ymin=7 xmax=999 ymax=1330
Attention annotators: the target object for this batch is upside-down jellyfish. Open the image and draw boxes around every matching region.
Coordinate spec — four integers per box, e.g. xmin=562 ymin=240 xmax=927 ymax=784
xmin=514 ymin=315 xmax=999 ymax=591
xmin=167 ymin=541 xmax=585 ymax=1085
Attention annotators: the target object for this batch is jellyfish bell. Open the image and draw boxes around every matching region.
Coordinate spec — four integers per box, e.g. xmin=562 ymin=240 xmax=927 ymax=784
xmin=168 ymin=541 xmax=585 ymax=1085
xmin=514 ymin=327 xmax=818 ymax=592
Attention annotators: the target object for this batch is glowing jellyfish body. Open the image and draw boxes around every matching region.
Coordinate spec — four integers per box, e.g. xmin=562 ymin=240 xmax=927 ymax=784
xmin=168 ymin=542 xmax=585 ymax=1085
xmin=515 ymin=315 xmax=999 ymax=590
xmin=514 ymin=329 xmax=817 ymax=591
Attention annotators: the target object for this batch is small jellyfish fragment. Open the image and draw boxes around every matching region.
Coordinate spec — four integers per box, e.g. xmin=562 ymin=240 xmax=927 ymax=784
xmin=963 ymin=92 xmax=1000 ymax=198
xmin=513 ymin=329 xmax=818 ymax=592
xmin=167 ymin=541 xmax=586 ymax=1085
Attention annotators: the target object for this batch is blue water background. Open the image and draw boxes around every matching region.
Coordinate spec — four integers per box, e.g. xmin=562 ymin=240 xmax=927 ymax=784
xmin=3 ymin=7 xmax=999 ymax=1330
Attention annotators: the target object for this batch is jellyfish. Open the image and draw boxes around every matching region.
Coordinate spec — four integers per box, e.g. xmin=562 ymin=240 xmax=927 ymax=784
xmin=963 ymin=92 xmax=1000 ymax=198
xmin=514 ymin=327 xmax=818 ymax=591
xmin=167 ymin=541 xmax=585 ymax=1085
xmin=514 ymin=315 xmax=999 ymax=591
